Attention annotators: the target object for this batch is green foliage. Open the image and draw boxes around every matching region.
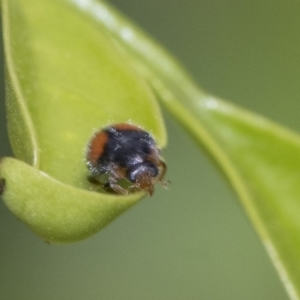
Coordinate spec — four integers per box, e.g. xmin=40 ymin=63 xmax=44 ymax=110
xmin=0 ymin=0 xmax=166 ymax=243
xmin=1 ymin=0 xmax=300 ymax=298
xmin=70 ymin=0 xmax=300 ymax=298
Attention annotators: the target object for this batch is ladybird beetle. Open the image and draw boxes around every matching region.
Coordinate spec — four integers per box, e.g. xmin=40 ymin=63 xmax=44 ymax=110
xmin=87 ymin=123 xmax=167 ymax=195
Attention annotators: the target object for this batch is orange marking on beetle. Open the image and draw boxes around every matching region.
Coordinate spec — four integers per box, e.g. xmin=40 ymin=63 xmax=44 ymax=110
xmin=88 ymin=131 xmax=108 ymax=164
xmin=112 ymin=123 xmax=142 ymax=131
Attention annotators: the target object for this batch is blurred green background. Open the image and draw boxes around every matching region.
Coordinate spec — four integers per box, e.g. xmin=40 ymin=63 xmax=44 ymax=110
xmin=1 ymin=0 xmax=300 ymax=299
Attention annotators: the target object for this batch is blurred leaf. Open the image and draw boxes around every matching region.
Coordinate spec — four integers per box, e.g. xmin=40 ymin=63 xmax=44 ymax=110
xmin=0 ymin=0 xmax=166 ymax=243
xmin=72 ymin=0 xmax=300 ymax=298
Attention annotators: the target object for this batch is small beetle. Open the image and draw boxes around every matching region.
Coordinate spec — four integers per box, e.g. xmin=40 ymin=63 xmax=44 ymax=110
xmin=87 ymin=123 xmax=166 ymax=195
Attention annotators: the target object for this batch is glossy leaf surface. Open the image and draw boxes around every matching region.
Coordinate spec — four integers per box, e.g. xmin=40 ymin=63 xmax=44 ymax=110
xmin=0 ymin=0 xmax=166 ymax=243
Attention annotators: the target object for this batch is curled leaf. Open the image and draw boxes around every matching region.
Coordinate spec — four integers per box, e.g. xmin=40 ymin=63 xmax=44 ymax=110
xmin=0 ymin=157 xmax=143 ymax=243
xmin=0 ymin=0 xmax=166 ymax=243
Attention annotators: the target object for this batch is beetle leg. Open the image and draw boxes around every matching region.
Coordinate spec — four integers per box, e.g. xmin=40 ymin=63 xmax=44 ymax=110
xmin=106 ymin=177 xmax=128 ymax=195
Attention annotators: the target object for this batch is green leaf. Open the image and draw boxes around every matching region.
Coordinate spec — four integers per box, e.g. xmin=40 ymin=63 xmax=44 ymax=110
xmin=0 ymin=157 xmax=143 ymax=243
xmin=74 ymin=0 xmax=300 ymax=298
xmin=0 ymin=0 xmax=166 ymax=243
